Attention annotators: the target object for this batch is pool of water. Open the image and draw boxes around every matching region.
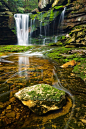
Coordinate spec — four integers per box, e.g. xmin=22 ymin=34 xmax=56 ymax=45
xmin=0 ymin=53 xmax=86 ymax=129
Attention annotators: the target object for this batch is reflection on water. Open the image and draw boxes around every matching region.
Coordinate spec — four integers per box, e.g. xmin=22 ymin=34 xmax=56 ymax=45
xmin=19 ymin=56 xmax=30 ymax=77
xmin=0 ymin=53 xmax=86 ymax=129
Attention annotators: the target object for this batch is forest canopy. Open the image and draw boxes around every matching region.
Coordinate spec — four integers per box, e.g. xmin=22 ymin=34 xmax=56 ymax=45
xmin=2 ymin=0 xmax=38 ymax=13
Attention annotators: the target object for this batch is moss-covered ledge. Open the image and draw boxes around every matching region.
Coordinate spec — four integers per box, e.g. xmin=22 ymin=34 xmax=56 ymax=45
xmin=44 ymin=45 xmax=86 ymax=83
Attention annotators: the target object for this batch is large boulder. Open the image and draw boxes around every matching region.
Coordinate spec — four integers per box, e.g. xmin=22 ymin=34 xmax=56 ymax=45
xmin=15 ymin=84 xmax=66 ymax=115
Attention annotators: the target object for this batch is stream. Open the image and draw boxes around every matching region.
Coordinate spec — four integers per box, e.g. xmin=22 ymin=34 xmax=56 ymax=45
xmin=0 ymin=51 xmax=86 ymax=129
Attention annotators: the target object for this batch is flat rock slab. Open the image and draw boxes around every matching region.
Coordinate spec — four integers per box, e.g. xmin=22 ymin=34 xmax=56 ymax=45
xmin=15 ymin=84 xmax=66 ymax=115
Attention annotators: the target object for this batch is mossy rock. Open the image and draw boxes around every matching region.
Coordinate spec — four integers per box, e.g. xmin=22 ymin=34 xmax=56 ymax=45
xmin=30 ymin=6 xmax=63 ymax=28
xmin=65 ymin=45 xmax=75 ymax=48
xmin=15 ymin=84 xmax=66 ymax=115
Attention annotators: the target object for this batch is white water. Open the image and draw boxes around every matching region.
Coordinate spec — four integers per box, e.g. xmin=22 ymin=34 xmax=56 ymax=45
xmin=40 ymin=12 xmax=43 ymax=36
xmin=55 ymin=36 xmax=58 ymax=43
xmin=14 ymin=7 xmax=66 ymax=46
xmin=54 ymin=7 xmax=66 ymax=42
xmin=14 ymin=14 xmax=29 ymax=46
xmin=59 ymin=7 xmax=66 ymax=29
xmin=61 ymin=7 xmax=66 ymax=22
xmin=19 ymin=56 xmax=29 ymax=77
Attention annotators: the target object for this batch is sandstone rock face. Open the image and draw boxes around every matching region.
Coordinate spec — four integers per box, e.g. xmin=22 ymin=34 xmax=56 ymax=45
xmin=63 ymin=0 xmax=86 ymax=32
xmin=38 ymin=0 xmax=66 ymax=11
xmin=38 ymin=0 xmax=49 ymax=9
xmin=59 ymin=0 xmax=86 ymax=46
xmin=15 ymin=84 xmax=66 ymax=115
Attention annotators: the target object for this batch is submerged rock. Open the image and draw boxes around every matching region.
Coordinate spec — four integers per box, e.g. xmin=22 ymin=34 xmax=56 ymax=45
xmin=15 ymin=84 xmax=66 ymax=115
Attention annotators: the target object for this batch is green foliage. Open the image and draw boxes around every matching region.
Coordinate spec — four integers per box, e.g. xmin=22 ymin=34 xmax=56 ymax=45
xmin=0 ymin=2 xmax=2 ymax=6
xmin=24 ymin=0 xmax=38 ymax=13
xmin=3 ymin=0 xmax=24 ymax=13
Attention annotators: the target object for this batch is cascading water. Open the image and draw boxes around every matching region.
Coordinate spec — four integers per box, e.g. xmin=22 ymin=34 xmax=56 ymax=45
xmin=55 ymin=36 xmax=58 ymax=43
xmin=30 ymin=19 xmax=32 ymax=44
xmin=14 ymin=14 xmax=29 ymax=46
xmin=59 ymin=7 xmax=66 ymax=32
xmin=60 ymin=7 xmax=66 ymax=23
xmin=14 ymin=7 xmax=66 ymax=46
xmin=54 ymin=7 xmax=66 ymax=43
xmin=40 ymin=12 xmax=43 ymax=36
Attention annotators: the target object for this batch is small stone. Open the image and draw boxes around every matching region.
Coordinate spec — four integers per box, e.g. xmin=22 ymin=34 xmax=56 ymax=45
xmin=0 ymin=102 xmax=4 ymax=109
xmin=6 ymin=105 xmax=11 ymax=110
xmin=80 ymin=119 xmax=86 ymax=123
xmin=70 ymin=73 xmax=75 ymax=76
xmin=16 ymin=113 xmax=20 ymax=119
xmin=6 ymin=111 xmax=15 ymax=118
xmin=66 ymin=34 xmax=70 ymax=38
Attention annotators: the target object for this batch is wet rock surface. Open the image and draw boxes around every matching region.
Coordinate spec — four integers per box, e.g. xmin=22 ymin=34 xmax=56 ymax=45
xmin=15 ymin=84 xmax=66 ymax=115
xmin=60 ymin=60 xmax=76 ymax=68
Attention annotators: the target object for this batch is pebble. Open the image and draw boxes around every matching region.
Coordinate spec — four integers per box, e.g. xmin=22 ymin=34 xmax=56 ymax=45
xmin=6 ymin=111 xmax=15 ymax=118
xmin=6 ymin=105 xmax=11 ymax=110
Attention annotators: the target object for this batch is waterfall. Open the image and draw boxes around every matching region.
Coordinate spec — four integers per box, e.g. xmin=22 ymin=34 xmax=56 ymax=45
xmin=14 ymin=7 xmax=66 ymax=46
xmin=14 ymin=14 xmax=30 ymax=46
xmin=30 ymin=19 xmax=32 ymax=44
xmin=54 ymin=7 xmax=66 ymax=42
xmin=59 ymin=7 xmax=66 ymax=31
xmin=60 ymin=7 xmax=66 ymax=22
xmin=55 ymin=36 xmax=58 ymax=43
xmin=40 ymin=12 xmax=43 ymax=36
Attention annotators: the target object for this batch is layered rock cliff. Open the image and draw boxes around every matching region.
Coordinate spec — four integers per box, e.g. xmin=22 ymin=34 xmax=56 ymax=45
xmin=0 ymin=0 xmax=86 ymax=45
xmin=37 ymin=0 xmax=86 ymax=46
xmin=63 ymin=0 xmax=86 ymax=46
xmin=0 ymin=1 xmax=17 ymax=45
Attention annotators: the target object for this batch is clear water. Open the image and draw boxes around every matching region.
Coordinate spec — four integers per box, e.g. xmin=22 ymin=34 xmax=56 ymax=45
xmin=0 ymin=52 xmax=85 ymax=129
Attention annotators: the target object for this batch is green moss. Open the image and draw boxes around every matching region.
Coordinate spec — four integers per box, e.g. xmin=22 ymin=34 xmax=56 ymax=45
xmin=44 ymin=44 xmax=86 ymax=82
xmin=73 ymin=58 xmax=86 ymax=81
xmin=54 ymin=6 xmax=63 ymax=9
xmin=0 ymin=45 xmax=35 ymax=53
xmin=0 ymin=53 xmax=3 ymax=56
xmin=21 ymin=84 xmax=65 ymax=101
xmin=29 ymin=6 xmax=63 ymax=29
xmin=50 ymin=9 xmax=54 ymax=21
